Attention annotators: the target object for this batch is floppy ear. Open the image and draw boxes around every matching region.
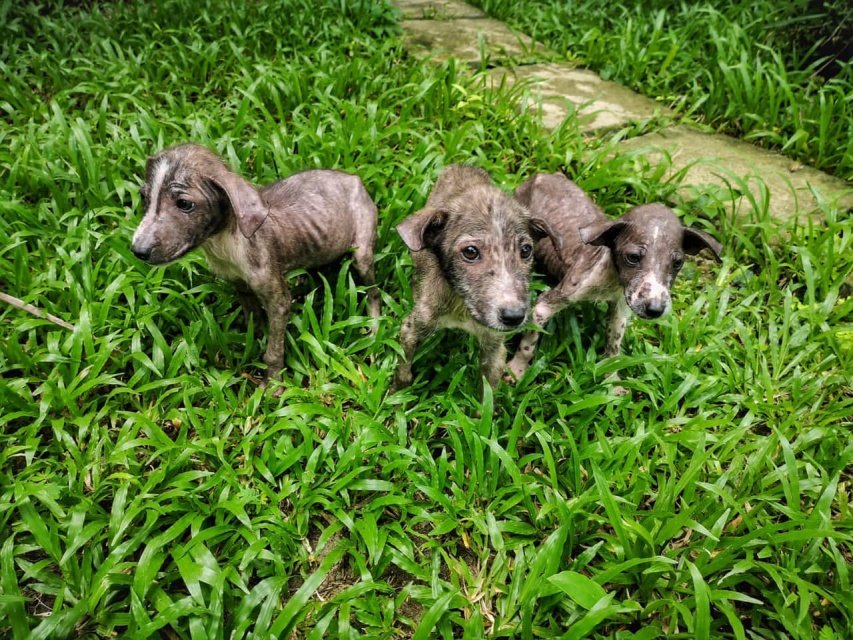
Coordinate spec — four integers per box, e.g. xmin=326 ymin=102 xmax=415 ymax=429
xmin=144 ymin=155 xmax=159 ymax=180
xmin=683 ymin=227 xmax=722 ymax=261
xmin=529 ymin=217 xmax=563 ymax=254
xmin=578 ymin=219 xmax=630 ymax=248
xmin=396 ymin=207 xmax=448 ymax=252
xmin=208 ymin=168 xmax=269 ymax=239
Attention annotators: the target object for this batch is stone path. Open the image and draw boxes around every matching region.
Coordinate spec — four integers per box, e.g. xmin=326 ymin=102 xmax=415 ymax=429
xmin=394 ymin=0 xmax=852 ymax=222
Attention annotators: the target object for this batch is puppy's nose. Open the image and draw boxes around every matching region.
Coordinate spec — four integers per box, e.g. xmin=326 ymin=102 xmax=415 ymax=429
xmin=645 ymin=301 xmax=666 ymax=318
xmin=498 ymin=306 xmax=527 ymax=327
xmin=131 ymin=245 xmax=152 ymax=262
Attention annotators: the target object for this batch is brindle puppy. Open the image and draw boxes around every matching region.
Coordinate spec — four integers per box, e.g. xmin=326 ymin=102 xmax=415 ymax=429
xmin=506 ymin=172 xmax=722 ymax=391
xmin=131 ymin=143 xmax=380 ymax=390
xmin=392 ymin=165 xmax=560 ymax=399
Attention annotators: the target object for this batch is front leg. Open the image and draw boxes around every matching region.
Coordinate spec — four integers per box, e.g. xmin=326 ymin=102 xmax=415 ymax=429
xmin=506 ymin=288 xmax=567 ymax=381
xmin=254 ymin=278 xmax=292 ymax=391
xmin=478 ymin=330 xmax=507 ymax=400
xmin=234 ymin=281 xmax=264 ymax=337
xmin=391 ymin=308 xmax=433 ymax=392
xmin=604 ymin=297 xmax=631 ymax=394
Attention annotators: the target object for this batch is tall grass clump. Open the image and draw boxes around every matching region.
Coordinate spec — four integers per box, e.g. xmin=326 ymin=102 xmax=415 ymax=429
xmin=474 ymin=0 xmax=853 ymax=180
xmin=1 ymin=0 xmax=852 ymax=638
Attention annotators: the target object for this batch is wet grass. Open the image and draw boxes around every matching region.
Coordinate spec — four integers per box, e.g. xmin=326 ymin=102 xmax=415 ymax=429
xmin=1 ymin=0 xmax=852 ymax=638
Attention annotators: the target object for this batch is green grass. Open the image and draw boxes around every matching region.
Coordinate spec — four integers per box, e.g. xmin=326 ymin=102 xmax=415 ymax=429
xmin=472 ymin=0 xmax=853 ymax=180
xmin=1 ymin=0 xmax=852 ymax=638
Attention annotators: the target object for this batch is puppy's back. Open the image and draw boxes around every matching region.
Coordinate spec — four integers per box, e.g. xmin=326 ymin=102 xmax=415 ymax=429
xmin=258 ymin=169 xmax=373 ymax=270
xmin=516 ymin=173 xmax=606 ymax=280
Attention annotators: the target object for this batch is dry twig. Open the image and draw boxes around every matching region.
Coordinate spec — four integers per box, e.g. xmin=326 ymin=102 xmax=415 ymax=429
xmin=0 ymin=291 xmax=75 ymax=331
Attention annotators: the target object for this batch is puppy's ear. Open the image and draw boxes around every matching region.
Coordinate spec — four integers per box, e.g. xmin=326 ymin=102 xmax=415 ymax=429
xmin=529 ymin=217 xmax=562 ymax=254
xmin=579 ymin=219 xmax=630 ymax=248
xmin=207 ymin=168 xmax=269 ymax=239
xmin=683 ymin=227 xmax=722 ymax=261
xmin=396 ymin=207 xmax=448 ymax=252
xmin=144 ymin=155 xmax=159 ymax=181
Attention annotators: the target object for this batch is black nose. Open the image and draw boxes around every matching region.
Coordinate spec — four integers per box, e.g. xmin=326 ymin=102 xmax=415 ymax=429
xmin=645 ymin=301 xmax=666 ymax=318
xmin=499 ymin=306 xmax=526 ymax=327
xmin=131 ymin=245 xmax=152 ymax=262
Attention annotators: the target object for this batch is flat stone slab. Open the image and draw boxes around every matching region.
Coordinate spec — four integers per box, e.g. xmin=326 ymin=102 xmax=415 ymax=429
xmin=618 ymin=125 xmax=853 ymax=221
xmin=393 ymin=0 xmax=486 ymax=19
xmin=489 ymin=63 xmax=668 ymax=133
xmin=401 ymin=18 xmax=546 ymax=66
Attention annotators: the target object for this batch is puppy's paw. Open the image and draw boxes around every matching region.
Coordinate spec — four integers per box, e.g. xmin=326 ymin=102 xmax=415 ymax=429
xmin=253 ymin=372 xmax=286 ymax=398
xmin=504 ymin=357 xmax=529 ymax=384
xmin=260 ymin=378 xmax=286 ymax=398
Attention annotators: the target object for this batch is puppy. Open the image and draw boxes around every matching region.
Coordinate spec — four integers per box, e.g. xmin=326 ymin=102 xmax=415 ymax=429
xmin=131 ymin=143 xmax=380 ymax=389
xmin=392 ymin=165 xmax=559 ymax=399
xmin=507 ymin=173 xmax=722 ymax=389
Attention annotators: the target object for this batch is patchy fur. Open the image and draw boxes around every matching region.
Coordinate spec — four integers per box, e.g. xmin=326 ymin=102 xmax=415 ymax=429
xmin=131 ymin=143 xmax=380 ymax=390
xmin=392 ymin=165 xmax=560 ymax=399
xmin=506 ymin=172 xmax=722 ymax=389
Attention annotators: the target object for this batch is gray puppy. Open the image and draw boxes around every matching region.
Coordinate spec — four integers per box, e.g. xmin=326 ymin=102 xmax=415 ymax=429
xmin=507 ymin=172 xmax=722 ymax=389
xmin=131 ymin=143 xmax=380 ymax=389
xmin=392 ymin=165 xmax=559 ymax=398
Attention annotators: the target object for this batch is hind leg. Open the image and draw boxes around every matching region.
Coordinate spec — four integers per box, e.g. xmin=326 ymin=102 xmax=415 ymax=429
xmin=351 ymin=186 xmax=381 ymax=329
xmin=352 ymin=242 xmax=380 ymax=329
xmin=234 ymin=281 xmax=264 ymax=338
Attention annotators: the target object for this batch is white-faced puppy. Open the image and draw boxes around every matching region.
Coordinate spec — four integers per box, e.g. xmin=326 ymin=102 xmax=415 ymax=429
xmin=131 ymin=143 xmax=380 ymax=390
xmin=506 ymin=172 xmax=722 ymax=390
xmin=392 ymin=165 xmax=560 ymax=399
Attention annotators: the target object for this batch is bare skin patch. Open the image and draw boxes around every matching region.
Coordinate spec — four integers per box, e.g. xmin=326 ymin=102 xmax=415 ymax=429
xmin=507 ymin=173 xmax=721 ymax=385
xmin=130 ymin=143 xmax=380 ymax=392
xmin=393 ymin=165 xmax=550 ymax=400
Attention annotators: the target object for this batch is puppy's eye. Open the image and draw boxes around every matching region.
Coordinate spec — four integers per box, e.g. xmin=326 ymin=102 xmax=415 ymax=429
xmin=520 ymin=243 xmax=533 ymax=260
xmin=672 ymin=257 xmax=685 ymax=271
xmin=461 ymin=246 xmax=480 ymax=262
xmin=624 ymin=253 xmax=642 ymax=267
xmin=176 ymin=198 xmax=195 ymax=213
